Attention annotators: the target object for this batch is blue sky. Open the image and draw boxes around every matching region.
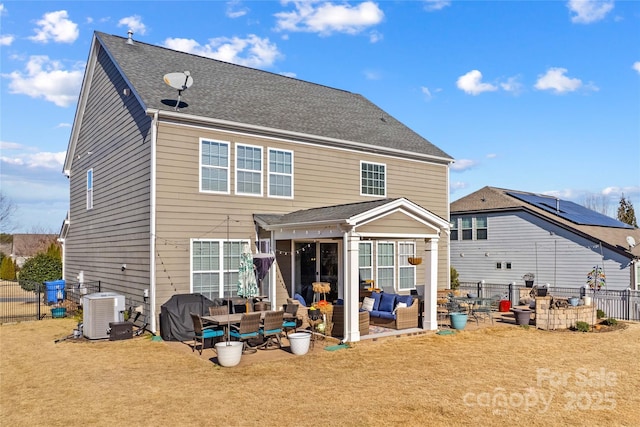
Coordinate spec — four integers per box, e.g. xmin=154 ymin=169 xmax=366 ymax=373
xmin=1 ymin=0 xmax=639 ymax=233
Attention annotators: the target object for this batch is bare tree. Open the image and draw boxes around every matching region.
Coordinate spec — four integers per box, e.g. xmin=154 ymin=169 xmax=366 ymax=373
xmin=0 ymin=192 xmax=18 ymax=233
xmin=583 ymin=193 xmax=610 ymax=216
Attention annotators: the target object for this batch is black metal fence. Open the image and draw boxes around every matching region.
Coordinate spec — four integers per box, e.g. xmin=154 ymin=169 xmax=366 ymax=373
xmin=458 ymin=281 xmax=640 ymax=322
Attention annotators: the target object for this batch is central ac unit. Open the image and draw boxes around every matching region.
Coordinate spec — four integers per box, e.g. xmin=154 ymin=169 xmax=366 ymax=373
xmin=82 ymin=292 xmax=125 ymax=339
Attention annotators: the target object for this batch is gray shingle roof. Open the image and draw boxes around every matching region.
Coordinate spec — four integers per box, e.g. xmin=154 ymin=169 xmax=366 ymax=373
xmin=255 ymin=198 xmax=401 ymax=226
xmin=96 ymin=32 xmax=452 ymax=160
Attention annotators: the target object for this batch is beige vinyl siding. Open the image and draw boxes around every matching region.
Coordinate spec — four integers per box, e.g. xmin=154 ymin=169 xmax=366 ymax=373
xmin=65 ymin=45 xmax=152 ymax=302
xmin=154 ymin=121 xmax=450 ymax=295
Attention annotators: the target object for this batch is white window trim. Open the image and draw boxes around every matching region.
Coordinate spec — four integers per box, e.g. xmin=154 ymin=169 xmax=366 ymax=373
xmin=398 ymin=241 xmax=416 ymax=291
xmin=199 ymin=138 xmax=230 ymax=194
xmin=267 ymin=147 xmax=294 ymax=199
xmin=235 ymin=143 xmax=263 ymax=197
xmin=86 ymin=168 xmax=93 ymax=210
xmin=360 ymin=160 xmax=386 ymax=197
xmin=190 ymin=238 xmax=249 ymax=299
xmin=376 ymin=241 xmax=395 ymax=290
xmin=358 ymin=241 xmax=373 ymax=283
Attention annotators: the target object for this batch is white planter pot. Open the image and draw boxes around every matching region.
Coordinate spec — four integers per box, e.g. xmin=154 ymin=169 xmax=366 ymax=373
xmin=215 ymin=341 xmax=243 ymax=367
xmin=583 ymin=296 xmax=592 ymax=306
xmin=288 ymin=332 xmax=311 ymax=355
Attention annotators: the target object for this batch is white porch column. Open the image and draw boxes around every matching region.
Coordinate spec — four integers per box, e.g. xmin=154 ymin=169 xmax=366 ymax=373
xmin=422 ymin=237 xmax=439 ymax=330
xmin=344 ymin=230 xmax=361 ymax=342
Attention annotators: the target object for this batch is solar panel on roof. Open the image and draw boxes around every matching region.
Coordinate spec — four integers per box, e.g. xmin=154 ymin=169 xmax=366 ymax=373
xmin=506 ymin=192 xmax=633 ymax=229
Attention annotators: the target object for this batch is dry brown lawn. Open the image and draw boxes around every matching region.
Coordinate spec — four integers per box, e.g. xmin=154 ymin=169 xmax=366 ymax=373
xmin=1 ymin=318 xmax=639 ymax=426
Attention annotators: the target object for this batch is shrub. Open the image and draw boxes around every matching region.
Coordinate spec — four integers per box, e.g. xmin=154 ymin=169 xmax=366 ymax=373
xmin=602 ymin=318 xmax=618 ymax=326
xmin=596 ymin=309 xmax=606 ymax=319
xmin=0 ymin=256 xmax=17 ymax=280
xmin=450 ymin=266 xmax=460 ymax=290
xmin=574 ymin=321 xmax=590 ymax=332
xmin=18 ymin=253 xmax=62 ymax=292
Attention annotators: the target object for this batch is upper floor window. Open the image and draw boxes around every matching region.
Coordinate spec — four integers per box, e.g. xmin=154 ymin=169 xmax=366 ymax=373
xmin=201 ymin=139 xmax=229 ymax=193
xmin=476 ymin=216 xmax=487 ymax=240
xmin=86 ymin=169 xmax=93 ymax=210
xmin=361 ymin=161 xmax=386 ymax=196
xmin=268 ymin=148 xmax=293 ymax=198
xmin=461 ymin=217 xmax=473 ymax=240
xmin=236 ymin=144 xmax=262 ymax=196
xmin=450 ymin=219 xmax=458 ymax=240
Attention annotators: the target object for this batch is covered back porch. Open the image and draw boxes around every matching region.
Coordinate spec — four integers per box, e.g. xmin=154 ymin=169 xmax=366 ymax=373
xmin=254 ymin=198 xmax=450 ymax=342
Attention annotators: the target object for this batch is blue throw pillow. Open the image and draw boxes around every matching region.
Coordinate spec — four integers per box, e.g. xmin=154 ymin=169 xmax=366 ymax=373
xmin=370 ymin=292 xmax=382 ymax=311
xmin=396 ymin=295 xmax=413 ymax=307
xmin=293 ymin=293 xmax=306 ymax=307
xmin=379 ymin=293 xmax=396 ymax=312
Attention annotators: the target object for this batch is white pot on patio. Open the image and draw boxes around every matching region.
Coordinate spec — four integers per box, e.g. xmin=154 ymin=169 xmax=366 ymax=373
xmin=215 ymin=341 xmax=243 ymax=367
xmin=288 ymin=332 xmax=311 ymax=355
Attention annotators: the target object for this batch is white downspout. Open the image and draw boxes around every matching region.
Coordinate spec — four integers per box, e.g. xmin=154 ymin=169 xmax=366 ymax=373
xmin=149 ymin=111 xmax=158 ymax=333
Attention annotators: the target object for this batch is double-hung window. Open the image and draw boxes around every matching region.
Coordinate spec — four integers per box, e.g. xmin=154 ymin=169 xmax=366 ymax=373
xmin=361 ymin=161 xmax=386 ymax=196
xmin=398 ymin=242 xmax=416 ymax=290
xmin=86 ymin=169 xmax=93 ymax=210
xmin=476 ymin=216 xmax=487 ymax=240
xmin=358 ymin=242 xmax=373 ymax=283
xmin=450 ymin=218 xmax=458 ymax=240
xmin=376 ymin=242 xmax=395 ymax=290
xmin=192 ymin=239 xmax=246 ymax=300
xmin=268 ymin=148 xmax=293 ymax=198
xmin=236 ymin=144 xmax=262 ymax=196
xmin=461 ymin=217 xmax=473 ymax=240
xmin=201 ymin=139 xmax=229 ymax=193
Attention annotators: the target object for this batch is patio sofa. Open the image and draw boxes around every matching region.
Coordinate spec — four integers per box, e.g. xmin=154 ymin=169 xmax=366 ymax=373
xmin=364 ymin=292 xmax=419 ymax=330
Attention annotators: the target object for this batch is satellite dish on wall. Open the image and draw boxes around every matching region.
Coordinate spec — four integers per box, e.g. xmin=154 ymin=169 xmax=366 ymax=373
xmin=163 ymin=71 xmax=193 ymax=111
xmin=626 ymin=236 xmax=637 ymax=249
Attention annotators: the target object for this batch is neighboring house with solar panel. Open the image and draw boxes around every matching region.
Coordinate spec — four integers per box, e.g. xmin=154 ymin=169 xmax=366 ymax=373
xmin=60 ymin=31 xmax=453 ymax=341
xmin=450 ymin=186 xmax=640 ymax=291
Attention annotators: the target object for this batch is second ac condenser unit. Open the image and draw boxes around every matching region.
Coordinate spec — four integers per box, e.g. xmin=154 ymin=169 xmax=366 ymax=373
xmin=82 ymin=293 xmax=125 ymax=339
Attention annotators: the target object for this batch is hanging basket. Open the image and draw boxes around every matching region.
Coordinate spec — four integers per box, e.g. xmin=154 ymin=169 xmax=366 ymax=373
xmin=408 ymin=257 xmax=422 ymax=265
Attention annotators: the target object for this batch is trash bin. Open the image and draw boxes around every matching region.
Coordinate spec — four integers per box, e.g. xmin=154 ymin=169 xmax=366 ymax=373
xmin=499 ymin=300 xmax=511 ymax=312
xmin=45 ymin=280 xmax=66 ymax=305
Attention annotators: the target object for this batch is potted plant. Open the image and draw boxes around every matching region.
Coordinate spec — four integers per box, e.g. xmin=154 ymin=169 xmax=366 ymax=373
xmin=523 ymin=273 xmax=535 ymax=288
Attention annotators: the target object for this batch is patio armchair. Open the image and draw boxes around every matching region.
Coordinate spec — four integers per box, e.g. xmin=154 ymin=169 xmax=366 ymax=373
xmin=471 ymin=295 xmax=501 ymax=325
xmin=259 ymin=311 xmax=284 ymax=349
xmin=229 ymin=312 xmax=261 ymax=354
xmin=282 ymin=303 xmax=298 ymax=336
xmin=209 ymin=305 xmax=228 ymax=316
xmin=189 ymin=312 xmax=224 ymax=355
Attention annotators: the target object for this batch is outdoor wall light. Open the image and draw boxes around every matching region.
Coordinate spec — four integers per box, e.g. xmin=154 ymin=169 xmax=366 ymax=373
xmin=121 ymin=264 xmax=127 ymax=271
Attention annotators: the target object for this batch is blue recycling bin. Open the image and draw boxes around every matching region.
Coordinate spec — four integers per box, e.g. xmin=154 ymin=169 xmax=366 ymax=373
xmin=45 ymin=280 xmax=66 ymax=304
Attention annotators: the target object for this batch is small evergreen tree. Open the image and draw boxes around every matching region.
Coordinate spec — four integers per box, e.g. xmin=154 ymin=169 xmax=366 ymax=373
xmin=617 ymin=194 xmax=638 ymax=227
xmin=18 ymin=253 xmax=62 ymax=292
xmin=450 ymin=266 xmax=460 ymax=290
xmin=0 ymin=256 xmax=16 ymax=280
xmin=45 ymin=242 xmax=62 ymax=260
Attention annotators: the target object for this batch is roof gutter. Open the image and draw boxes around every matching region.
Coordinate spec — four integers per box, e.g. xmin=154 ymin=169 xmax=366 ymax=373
xmin=146 ymin=109 xmax=453 ymax=165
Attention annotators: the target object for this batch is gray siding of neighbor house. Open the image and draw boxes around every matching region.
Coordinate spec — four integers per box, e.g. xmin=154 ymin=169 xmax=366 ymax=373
xmin=153 ymin=121 xmax=450 ymax=306
xmin=65 ymin=44 xmax=152 ymax=301
xmin=451 ymin=211 xmax=631 ymax=290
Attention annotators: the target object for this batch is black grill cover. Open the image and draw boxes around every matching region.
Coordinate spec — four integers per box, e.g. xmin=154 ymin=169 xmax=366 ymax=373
xmin=159 ymin=293 xmax=215 ymax=341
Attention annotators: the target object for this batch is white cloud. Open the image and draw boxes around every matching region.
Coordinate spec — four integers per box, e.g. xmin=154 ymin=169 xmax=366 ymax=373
xmin=633 ymin=61 xmax=640 ymax=74
xmin=4 ymin=55 xmax=84 ymax=107
xmin=423 ymin=0 xmax=451 ymax=11
xmin=364 ymin=69 xmax=381 ymax=80
xmin=1 ymin=150 xmax=66 ymax=169
xmin=0 ymin=34 xmax=14 ymax=45
xmin=450 ymin=159 xmax=478 ymax=171
xmin=56 ymin=122 xmax=72 ymax=128
xmin=534 ymin=67 xmax=587 ymax=94
xmin=421 ymin=86 xmax=432 ymax=100
xmin=1 ymin=141 xmax=23 ymax=150
xmin=449 ymin=181 xmax=468 ymax=192
xmin=456 ymin=70 xmax=498 ymax=95
xmin=226 ymin=0 xmax=249 ymax=18
xmin=275 ymin=1 xmax=384 ymax=36
xmin=118 ymin=15 xmax=147 ymax=35
xmin=567 ymin=0 xmax=614 ymax=24
xmin=486 ymin=153 xmax=497 ymax=159
xmin=162 ymin=35 xmax=281 ymax=68
xmin=279 ymin=71 xmax=297 ymax=78
xmin=0 ymin=4 xmax=5 ymax=14
xmin=29 ymin=10 xmax=79 ymax=43
xmin=500 ymin=75 xmax=524 ymax=94
xmin=369 ymin=30 xmax=383 ymax=43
